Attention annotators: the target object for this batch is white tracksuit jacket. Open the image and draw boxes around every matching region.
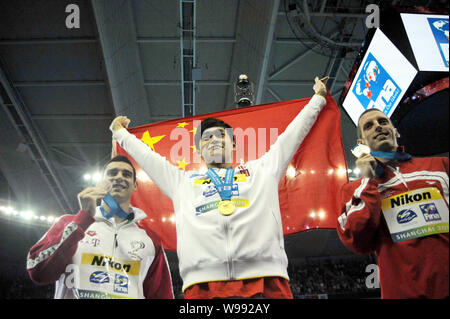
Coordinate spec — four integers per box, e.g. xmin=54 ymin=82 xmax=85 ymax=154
xmin=114 ymin=95 xmax=326 ymax=291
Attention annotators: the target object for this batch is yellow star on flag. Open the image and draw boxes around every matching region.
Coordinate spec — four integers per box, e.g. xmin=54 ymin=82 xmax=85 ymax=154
xmin=177 ymin=122 xmax=189 ymax=128
xmin=190 ymin=145 xmax=197 ymax=154
xmin=177 ymin=158 xmax=190 ymax=170
xmin=141 ymin=131 xmax=165 ymax=152
xmin=189 ymin=127 xmax=197 ymax=134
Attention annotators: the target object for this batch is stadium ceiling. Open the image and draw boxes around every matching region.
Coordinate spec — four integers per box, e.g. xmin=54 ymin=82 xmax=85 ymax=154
xmin=0 ymin=0 xmax=447 ymax=259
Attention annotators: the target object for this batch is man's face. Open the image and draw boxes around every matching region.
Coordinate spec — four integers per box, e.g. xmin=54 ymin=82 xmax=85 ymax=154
xmin=103 ymin=161 xmax=137 ymax=203
xmin=358 ymin=110 xmax=399 ymax=152
xmin=199 ymin=126 xmax=235 ymax=166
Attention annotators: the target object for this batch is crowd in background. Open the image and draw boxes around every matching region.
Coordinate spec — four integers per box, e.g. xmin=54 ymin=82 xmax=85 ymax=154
xmin=0 ymin=254 xmax=379 ymax=299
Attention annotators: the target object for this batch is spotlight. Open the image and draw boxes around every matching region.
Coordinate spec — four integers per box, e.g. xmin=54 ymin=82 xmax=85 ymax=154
xmin=286 ymin=166 xmax=296 ymax=178
xmin=234 ymin=74 xmax=255 ymax=108
xmin=83 ymin=174 xmax=91 ymax=181
xmin=92 ymin=173 xmax=102 ymax=182
xmin=318 ymin=210 xmax=326 ymax=219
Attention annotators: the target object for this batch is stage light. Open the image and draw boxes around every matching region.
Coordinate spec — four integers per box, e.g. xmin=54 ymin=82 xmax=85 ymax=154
xmin=47 ymin=216 xmax=55 ymax=223
xmin=234 ymin=74 xmax=255 ymax=108
xmin=318 ymin=210 xmax=326 ymax=219
xmin=310 ymin=170 xmax=315 ymax=174
xmin=169 ymin=215 xmax=175 ymax=224
xmin=40 ymin=216 xmax=46 ymax=221
xmin=20 ymin=210 xmax=33 ymax=220
xmin=353 ymin=167 xmax=361 ymax=175
xmin=162 ymin=217 xmax=167 ymax=222
xmin=347 ymin=169 xmax=353 ymax=174
xmin=337 ymin=167 xmax=347 ymax=177
xmin=309 ymin=211 xmax=316 ymax=218
xmin=83 ymin=174 xmax=91 ymax=181
xmin=286 ymin=166 xmax=296 ymax=178
xmin=328 ymin=169 xmax=334 ymax=175
xmin=92 ymin=173 xmax=102 ymax=182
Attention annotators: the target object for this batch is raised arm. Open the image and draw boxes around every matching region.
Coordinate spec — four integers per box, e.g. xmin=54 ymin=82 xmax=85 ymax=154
xmin=110 ymin=116 xmax=185 ymax=199
xmin=254 ymin=77 xmax=328 ymax=181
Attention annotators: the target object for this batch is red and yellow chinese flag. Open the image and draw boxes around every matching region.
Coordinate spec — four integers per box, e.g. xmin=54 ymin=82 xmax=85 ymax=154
xmin=116 ymin=95 xmax=348 ymax=251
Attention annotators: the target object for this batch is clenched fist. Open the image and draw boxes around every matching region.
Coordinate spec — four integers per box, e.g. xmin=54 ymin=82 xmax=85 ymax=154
xmin=313 ymin=76 xmax=328 ymax=98
xmin=356 ymin=153 xmax=378 ymax=179
xmin=77 ymin=181 xmax=112 ymax=217
xmin=110 ymin=116 xmax=131 ymax=134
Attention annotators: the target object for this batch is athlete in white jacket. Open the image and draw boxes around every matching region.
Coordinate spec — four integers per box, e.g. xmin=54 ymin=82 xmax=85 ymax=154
xmin=27 ymin=156 xmax=174 ymax=299
xmin=110 ymin=77 xmax=328 ymax=298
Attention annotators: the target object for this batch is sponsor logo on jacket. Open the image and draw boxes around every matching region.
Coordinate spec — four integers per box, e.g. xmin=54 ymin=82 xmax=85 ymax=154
xmin=81 ymin=253 xmax=140 ymax=275
xmin=114 ymin=274 xmax=129 ymax=294
xmin=396 ymin=209 xmax=417 ymax=224
xmin=89 ymin=271 xmax=110 ymax=284
xmin=419 ymin=203 xmax=442 ymax=222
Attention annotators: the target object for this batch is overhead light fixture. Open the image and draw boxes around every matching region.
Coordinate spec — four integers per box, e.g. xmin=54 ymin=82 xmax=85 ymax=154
xmin=234 ymin=74 xmax=255 ymax=108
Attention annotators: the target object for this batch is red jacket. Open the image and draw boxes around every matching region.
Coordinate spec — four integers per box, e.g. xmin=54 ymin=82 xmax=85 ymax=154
xmin=337 ymin=156 xmax=449 ymax=298
xmin=27 ymin=208 xmax=174 ymax=299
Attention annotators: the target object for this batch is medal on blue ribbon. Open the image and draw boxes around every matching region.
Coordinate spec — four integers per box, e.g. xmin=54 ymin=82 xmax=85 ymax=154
xmin=206 ymin=167 xmax=236 ymax=216
xmin=100 ymin=193 xmax=132 ymax=219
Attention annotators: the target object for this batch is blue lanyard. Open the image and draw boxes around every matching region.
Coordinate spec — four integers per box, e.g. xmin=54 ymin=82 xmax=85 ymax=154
xmin=206 ymin=167 xmax=235 ymax=201
xmin=370 ymin=151 xmax=412 ymax=161
xmin=99 ymin=193 xmax=132 ymax=219
xmin=370 ymin=151 xmax=412 ymax=177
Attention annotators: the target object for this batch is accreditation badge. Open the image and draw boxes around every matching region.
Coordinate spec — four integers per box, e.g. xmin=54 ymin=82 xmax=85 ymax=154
xmin=381 ymin=187 xmax=449 ymax=243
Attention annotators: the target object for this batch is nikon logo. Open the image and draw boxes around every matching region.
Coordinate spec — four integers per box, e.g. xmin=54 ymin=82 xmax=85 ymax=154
xmin=81 ymin=254 xmax=140 ymax=275
xmin=390 ymin=191 xmax=431 ymax=208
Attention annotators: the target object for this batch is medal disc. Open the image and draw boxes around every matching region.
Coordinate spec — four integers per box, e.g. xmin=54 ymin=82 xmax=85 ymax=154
xmin=218 ymin=200 xmax=235 ymax=216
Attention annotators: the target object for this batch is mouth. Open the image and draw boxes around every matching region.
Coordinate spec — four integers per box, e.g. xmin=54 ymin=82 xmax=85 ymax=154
xmin=208 ymin=144 xmax=223 ymax=151
xmin=374 ymin=132 xmax=389 ymax=140
xmin=111 ymin=184 xmax=126 ymax=191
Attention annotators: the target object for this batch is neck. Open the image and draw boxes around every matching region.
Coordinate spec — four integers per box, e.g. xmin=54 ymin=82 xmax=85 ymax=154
xmin=101 ymin=199 xmax=132 ymax=223
xmin=373 ymin=145 xmax=398 ymax=165
xmin=206 ymin=162 xmax=233 ymax=169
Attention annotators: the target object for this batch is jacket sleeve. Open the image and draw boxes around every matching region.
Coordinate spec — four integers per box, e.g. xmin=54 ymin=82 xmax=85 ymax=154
xmin=26 ymin=210 xmax=95 ymax=285
xmin=139 ymin=223 xmax=174 ymax=299
xmin=251 ymin=94 xmax=327 ymax=181
xmin=113 ymin=128 xmax=185 ymax=200
xmin=336 ymin=178 xmax=382 ymax=254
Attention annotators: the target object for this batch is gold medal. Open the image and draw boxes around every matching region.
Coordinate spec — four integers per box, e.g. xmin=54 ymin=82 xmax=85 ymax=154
xmin=218 ymin=200 xmax=236 ymax=216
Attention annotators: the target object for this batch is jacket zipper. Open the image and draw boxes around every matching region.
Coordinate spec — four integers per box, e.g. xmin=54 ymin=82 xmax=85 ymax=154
xmin=222 ymin=215 xmax=234 ymax=280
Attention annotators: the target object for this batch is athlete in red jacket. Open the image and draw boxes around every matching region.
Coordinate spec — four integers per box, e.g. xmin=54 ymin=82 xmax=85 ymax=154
xmin=27 ymin=155 xmax=174 ymax=299
xmin=337 ymin=109 xmax=449 ymax=298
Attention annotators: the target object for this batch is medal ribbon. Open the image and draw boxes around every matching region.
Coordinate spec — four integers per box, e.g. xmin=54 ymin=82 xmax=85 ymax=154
xmin=206 ymin=167 xmax=235 ymax=201
xmin=370 ymin=151 xmax=412 ymax=177
xmin=99 ymin=193 xmax=131 ymax=219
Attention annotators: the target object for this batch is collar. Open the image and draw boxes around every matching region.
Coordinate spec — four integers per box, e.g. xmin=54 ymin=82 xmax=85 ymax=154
xmin=374 ymin=146 xmax=412 ymax=178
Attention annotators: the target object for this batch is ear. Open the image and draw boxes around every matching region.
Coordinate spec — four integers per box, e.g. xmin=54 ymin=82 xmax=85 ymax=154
xmin=394 ymin=128 xmax=400 ymax=139
xmin=133 ymin=180 xmax=138 ymax=191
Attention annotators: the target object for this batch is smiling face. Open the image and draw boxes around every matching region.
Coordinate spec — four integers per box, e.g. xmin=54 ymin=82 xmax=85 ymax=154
xmin=357 ymin=109 xmax=400 ymax=152
xmin=199 ymin=126 xmax=235 ymax=168
xmin=103 ymin=161 xmax=137 ymax=204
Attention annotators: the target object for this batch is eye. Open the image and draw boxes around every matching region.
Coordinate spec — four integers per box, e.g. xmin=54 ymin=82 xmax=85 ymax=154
xmin=202 ymin=134 xmax=212 ymax=141
xmin=107 ymin=169 xmax=118 ymax=177
xmin=363 ymin=123 xmax=372 ymax=131
xmin=123 ymin=171 xmax=132 ymax=178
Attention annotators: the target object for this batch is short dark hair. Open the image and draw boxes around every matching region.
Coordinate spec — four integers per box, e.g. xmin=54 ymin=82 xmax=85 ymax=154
xmin=104 ymin=155 xmax=136 ymax=182
xmin=356 ymin=108 xmax=391 ymax=139
xmin=194 ymin=117 xmax=235 ymax=149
